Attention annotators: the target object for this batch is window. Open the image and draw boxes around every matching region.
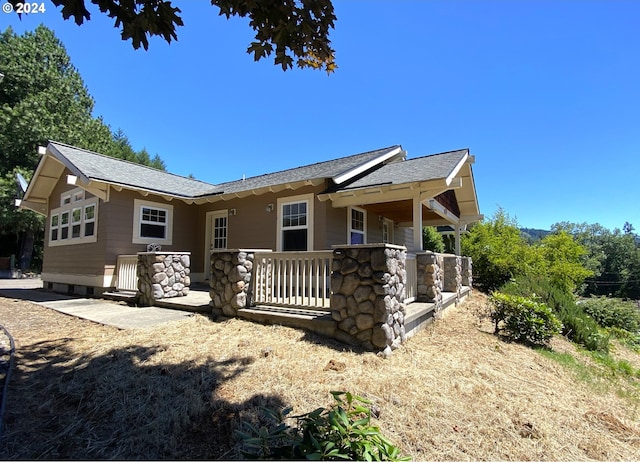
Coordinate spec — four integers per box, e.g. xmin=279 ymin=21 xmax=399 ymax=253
xmin=50 ymin=214 xmax=59 ymax=242
xmin=349 ymin=207 xmax=366 ymax=244
xmin=382 ymin=218 xmax=393 ymax=244
xmin=49 ymin=187 xmax=98 ymax=246
xmin=84 ymin=204 xmax=96 ymax=237
xmin=213 ymin=215 xmax=227 ymax=249
xmin=133 ymin=199 xmax=173 ymax=245
xmin=277 ymin=194 xmax=314 ymax=251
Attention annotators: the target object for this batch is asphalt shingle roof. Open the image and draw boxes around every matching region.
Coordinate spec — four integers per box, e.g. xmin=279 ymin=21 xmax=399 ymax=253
xmin=213 ymin=146 xmax=402 ymax=194
xmin=50 ymin=142 xmax=219 ymax=197
xmin=334 ymin=149 xmax=469 ymax=191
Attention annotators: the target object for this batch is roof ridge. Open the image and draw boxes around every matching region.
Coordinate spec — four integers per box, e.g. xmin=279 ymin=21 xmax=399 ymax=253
xmin=216 ymin=145 xmax=402 ymax=187
xmin=405 ymin=148 xmax=469 ymax=161
xmin=48 ymin=140 xmax=218 ymax=188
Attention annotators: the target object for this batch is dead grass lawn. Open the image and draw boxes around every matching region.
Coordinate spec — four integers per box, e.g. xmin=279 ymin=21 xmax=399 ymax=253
xmin=0 ymin=293 xmax=638 ymax=460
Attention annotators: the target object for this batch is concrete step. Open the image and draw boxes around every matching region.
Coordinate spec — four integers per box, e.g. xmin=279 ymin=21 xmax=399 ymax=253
xmin=237 ymin=305 xmax=337 ymax=338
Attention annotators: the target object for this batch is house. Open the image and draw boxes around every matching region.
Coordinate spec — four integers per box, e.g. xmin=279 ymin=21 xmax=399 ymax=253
xmin=20 ymin=141 xmax=481 ymax=350
xmin=21 ymin=141 xmax=480 ymax=292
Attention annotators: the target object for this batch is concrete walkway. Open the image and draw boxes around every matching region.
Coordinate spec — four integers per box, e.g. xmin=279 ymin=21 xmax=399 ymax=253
xmin=0 ymin=278 xmax=193 ymax=329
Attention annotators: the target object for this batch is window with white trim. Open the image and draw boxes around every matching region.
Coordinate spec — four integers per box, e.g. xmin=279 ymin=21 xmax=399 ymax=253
xmin=133 ymin=199 xmax=173 ymax=245
xmin=213 ymin=215 xmax=227 ymax=249
xmin=49 ymin=187 xmax=98 ymax=246
xmin=277 ymin=194 xmax=314 ymax=251
xmin=349 ymin=207 xmax=366 ymax=244
xmin=382 ymin=218 xmax=393 ymax=244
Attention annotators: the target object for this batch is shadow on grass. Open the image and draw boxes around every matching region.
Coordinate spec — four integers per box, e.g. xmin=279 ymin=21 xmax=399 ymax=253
xmin=0 ymin=338 xmax=288 ymax=460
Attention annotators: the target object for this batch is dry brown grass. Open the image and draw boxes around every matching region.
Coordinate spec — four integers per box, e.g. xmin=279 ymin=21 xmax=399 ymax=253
xmin=0 ymin=293 xmax=639 ymax=460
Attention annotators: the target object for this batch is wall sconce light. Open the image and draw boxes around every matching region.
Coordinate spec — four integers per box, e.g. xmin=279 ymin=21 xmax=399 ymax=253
xmin=229 ymin=208 xmax=237 ymax=216
xmin=265 ymin=203 xmax=274 ymax=213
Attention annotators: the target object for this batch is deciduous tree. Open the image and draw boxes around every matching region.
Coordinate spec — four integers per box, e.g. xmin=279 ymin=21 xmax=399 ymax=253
xmin=13 ymin=0 xmax=338 ymax=73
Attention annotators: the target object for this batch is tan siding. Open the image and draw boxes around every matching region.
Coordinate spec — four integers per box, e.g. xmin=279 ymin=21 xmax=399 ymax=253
xmin=323 ymin=204 xmax=347 ymax=248
xmin=102 ymin=189 xmax=200 ymax=267
xmin=43 ymin=174 xmax=106 ymax=275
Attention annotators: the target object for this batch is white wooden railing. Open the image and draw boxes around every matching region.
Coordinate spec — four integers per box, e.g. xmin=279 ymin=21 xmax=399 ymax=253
xmin=405 ymin=254 xmax=417 ymax=304
xmin=115 ymin=255 xmax=138 ymax=292
xmin=252 ymin=251 xmax=332 ymax=309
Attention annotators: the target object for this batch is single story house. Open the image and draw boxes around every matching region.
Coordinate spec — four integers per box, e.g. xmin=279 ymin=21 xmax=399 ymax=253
xmin=20 ymin=142 xmax=481 ymax=297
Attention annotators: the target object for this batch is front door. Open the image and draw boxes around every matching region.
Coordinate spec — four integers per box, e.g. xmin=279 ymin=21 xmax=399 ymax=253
xmin=205 ymin=210 xmax=228 ymax=279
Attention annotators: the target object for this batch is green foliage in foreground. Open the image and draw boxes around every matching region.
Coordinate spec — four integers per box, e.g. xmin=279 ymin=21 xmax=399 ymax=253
xmin=422 ymin=226 xmax=445 ymax=253
xmin=237 ymin=391 xmax=410 ymax=461
xmin=488 ymin=292 xmax=562 ymax=346
xmin=502 ymin=275 xmax=609 ymax=353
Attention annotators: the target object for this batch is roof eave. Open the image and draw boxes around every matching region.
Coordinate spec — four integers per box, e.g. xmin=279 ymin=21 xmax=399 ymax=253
xmin=332 ymin=146 xmax=404 ymax=185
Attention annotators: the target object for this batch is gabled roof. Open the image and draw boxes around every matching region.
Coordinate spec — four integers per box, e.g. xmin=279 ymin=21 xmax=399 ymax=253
xmin=213 ymin=145 xmax=404 ymax=194
xmin=331 ymin=149 xmax=469 ymax=191
xmin=49 ymin=142 xmax=219 ymax=198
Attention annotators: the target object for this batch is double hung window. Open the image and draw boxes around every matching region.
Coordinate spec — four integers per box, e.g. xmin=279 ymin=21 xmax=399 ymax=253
xmin=49 ymin=188 xmax=97 ymax=246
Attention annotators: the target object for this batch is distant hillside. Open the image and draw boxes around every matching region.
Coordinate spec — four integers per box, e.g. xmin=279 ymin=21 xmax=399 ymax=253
xmin=520 ymin=227 xmax=551 ymax=243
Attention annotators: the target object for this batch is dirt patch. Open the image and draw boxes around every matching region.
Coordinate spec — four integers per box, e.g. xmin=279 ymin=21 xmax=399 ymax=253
xmin=0 ymin=293 xmax=638 ymax=460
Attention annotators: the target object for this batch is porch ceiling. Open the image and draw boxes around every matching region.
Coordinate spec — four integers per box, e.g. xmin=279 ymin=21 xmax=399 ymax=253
xmin=362 ymin=200 xmax=443 ymax=225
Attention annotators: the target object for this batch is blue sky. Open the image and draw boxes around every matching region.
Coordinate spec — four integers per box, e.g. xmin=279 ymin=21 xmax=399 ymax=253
xmin=4 ymin=1 xmax=639 ymax=231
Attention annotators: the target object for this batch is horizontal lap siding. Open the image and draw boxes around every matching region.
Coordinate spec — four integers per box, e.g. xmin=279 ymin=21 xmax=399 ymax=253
xmin=103 ymin=190 xmax=199 ymax=267
xmin=42 ymin=178 xmax=106 ymax=276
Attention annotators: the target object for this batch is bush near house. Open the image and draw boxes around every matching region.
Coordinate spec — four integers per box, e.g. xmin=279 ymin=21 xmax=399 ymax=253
xmin=488 ymin=292 xmax=562 ymax=346
xmin=501 ymin=275 xmax=609 ymax=353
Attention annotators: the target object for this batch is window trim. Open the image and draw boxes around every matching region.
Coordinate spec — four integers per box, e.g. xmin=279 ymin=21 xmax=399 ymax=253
xmin=132 ymin=199 xmax=174 ymax=245
xmin=348 ymin=206 xmax=367 ymax=245
xmin=382 ymin=218 xmax=394 ymax=244
xmin=49 ymin=187 xmax=98 ymax=247
xmin=276 ymin=193 xmax=314 ymax=251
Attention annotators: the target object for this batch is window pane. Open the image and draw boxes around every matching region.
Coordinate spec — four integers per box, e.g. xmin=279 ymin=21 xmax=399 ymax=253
xmin=72 ymin=208 xmax=81 ymax=223
xmin=72 ymin=224 xmax=81 ymax=238
xmin=351 ymin=209 xmax=364 ymax=231
xmin=85 ymin=222 xmax=95 ymax=237
xmin=283 ymin=229 xmax=307 ymax=251
xmin=51 ymin=229 xmax=58 ymax=241
xmin=351 ymin=232 xmax=364 ymax=245
xmin=51 ymin=215 xmax=59 ymax=227
xmin=61 ymin=227 xmax=69 ymax=239
xmin=61 ymin=212 xmax=69 ymax=225
xmin=141 ymin=223 xmax=166 ymax=239
xmin=84 ymin=205 xmax=95 ymax=220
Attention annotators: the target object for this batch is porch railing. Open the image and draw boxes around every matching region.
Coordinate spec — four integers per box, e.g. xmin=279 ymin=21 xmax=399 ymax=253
xmin=405 ymin=254 xmax=417 ymax=303
xmin=252 ymin=251 xmax=332 ymax=309
xmin=115 ymin=255 xmax=138 ymax=292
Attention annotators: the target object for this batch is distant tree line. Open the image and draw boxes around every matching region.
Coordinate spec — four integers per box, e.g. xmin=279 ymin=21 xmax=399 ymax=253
xmin=0 ymin=25 xmax=166 ymax=272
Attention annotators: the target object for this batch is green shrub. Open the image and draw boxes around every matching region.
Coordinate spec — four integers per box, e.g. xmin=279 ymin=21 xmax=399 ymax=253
xmin=501 ymin=275 xmax=609 ymax=352
xmin=236 ymin=391 xmax=410 ymax=461
xmin=422 ymin=226 xmax=445 ymax=253
xmin=488 ymin=292 xmax=562 ymax=346
xmin=580 ymin=296 xmax=640 ymax=333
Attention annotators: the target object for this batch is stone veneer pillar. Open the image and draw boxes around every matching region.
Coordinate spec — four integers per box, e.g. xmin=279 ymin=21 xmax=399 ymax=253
xmin=210 ymin=249 xmax=259 ymax=316
xmin=461 ymin=257 xmax=473 ymax=289
xmin=442 ymin=255 xmax=462 ymax=300
xmin=137 ymin=252 xmax=191 ymax=306
xmin=330 ymin=244 xmax=407 ymax=355
xmin=416 ymin=252 xmax=443 ymax=312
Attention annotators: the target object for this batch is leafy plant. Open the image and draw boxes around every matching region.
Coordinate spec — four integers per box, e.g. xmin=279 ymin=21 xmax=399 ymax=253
xmin=501 ymin=275 xmax=609 ymax=352
xmin=236 ymin=391 xmax=410 ymax=461
xmin=422 ymin=227 xmax=445 ymax=253
xmin=488 ymin=292 xmax=562 ymax=346
xmin=580 ymin=296 xmax=640 ymax=333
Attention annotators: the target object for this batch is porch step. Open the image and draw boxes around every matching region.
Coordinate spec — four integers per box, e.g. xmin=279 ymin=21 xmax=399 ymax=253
xmin=237 ymin=305 xmax=336 ymax=338
xmin=102 ymin=290 xmax=137 ymax=302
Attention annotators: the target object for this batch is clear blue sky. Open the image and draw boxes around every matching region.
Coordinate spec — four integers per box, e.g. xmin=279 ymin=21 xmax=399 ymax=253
xmin=4 ymin=1 xmax=639 ymax=231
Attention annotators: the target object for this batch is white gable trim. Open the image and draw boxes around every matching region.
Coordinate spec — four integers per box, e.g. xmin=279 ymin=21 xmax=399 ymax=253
xmin=332 ymin=146 xmax=404 ymax=185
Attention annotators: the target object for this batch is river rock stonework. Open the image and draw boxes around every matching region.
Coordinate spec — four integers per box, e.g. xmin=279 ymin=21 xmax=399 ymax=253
xmin=330 ymin=244 xmax=407 ymax=355
xmin=210 ymin=250 xmax=256 ymax=317
xmin=443 ymin=255 xmax=462 ymax=300
xmin=137 ymin=252 xmax=191 ymax=306
xmin=416 ymin=252 xmax=443 ymax=313
xmin=461 ymin=257 xmax=473 ymax=289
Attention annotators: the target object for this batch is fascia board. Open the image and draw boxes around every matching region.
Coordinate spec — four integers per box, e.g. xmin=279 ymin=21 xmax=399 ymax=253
xmin=332 ymin=146 xmax=404 ymax=185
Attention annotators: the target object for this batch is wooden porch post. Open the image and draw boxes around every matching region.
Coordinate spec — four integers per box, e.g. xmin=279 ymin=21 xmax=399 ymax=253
xmin=455 ymin=226 xmax=461 ymax=256
xmin=412 ymin=195 xmax=423 ymax=252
